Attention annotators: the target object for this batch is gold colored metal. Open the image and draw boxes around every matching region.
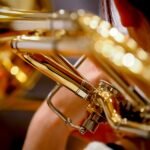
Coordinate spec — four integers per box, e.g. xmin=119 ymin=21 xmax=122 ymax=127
xmin=0 ymin=6 xmax=150 ymax=139
xmin=0 ymin=0 xmax=52 ymax=106
xmin=0 ymin=0 xmax=52 ymax=11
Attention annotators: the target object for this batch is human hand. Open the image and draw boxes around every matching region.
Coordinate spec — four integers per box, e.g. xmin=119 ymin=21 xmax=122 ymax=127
xmin=23 ymin=58 xmax=106 ymax=150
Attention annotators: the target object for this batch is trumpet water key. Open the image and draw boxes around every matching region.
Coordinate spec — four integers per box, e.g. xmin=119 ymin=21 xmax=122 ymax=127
xmin=0 ymin=7 xmax=150 ymax=138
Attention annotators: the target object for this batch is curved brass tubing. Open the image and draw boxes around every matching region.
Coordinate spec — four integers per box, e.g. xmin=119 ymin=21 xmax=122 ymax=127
xmin=0 ymin=8 xmax=150 ymax=138
xmin=96 ymin=81 xmax=150 ymax=138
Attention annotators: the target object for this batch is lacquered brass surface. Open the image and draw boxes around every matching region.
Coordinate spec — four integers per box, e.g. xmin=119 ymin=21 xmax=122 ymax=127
xmin=0 ymin=0 xmax=52 ymax=107
xmin=0 ymin=6 xmax=150 ymax=138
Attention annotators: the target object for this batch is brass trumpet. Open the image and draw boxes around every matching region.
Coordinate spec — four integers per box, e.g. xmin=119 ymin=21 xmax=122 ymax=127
xmin=0 ymin=6 xmax=150 ymax=139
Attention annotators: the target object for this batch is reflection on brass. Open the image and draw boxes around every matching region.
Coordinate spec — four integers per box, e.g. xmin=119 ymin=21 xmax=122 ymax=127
xmin=0 ymin=0 xmax=52 ymax=11
xmin=0 ymin=0 xmax=52 ymax=106
xmin=0 ymin=51 xmax=37 ymax=99
xmin=0 ymin=6 xmax=150 ymax=139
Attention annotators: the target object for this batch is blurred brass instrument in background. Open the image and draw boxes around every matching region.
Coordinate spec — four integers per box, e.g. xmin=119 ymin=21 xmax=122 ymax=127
xmin=0 ymin=0 xmax=52 ymax=110
xmin=0 ymin=3 xmax=150 ymax=139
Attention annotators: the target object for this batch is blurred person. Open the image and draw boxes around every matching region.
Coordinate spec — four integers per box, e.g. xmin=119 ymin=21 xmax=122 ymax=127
xmin=23 ymin=0 xmax=150 ymax=150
